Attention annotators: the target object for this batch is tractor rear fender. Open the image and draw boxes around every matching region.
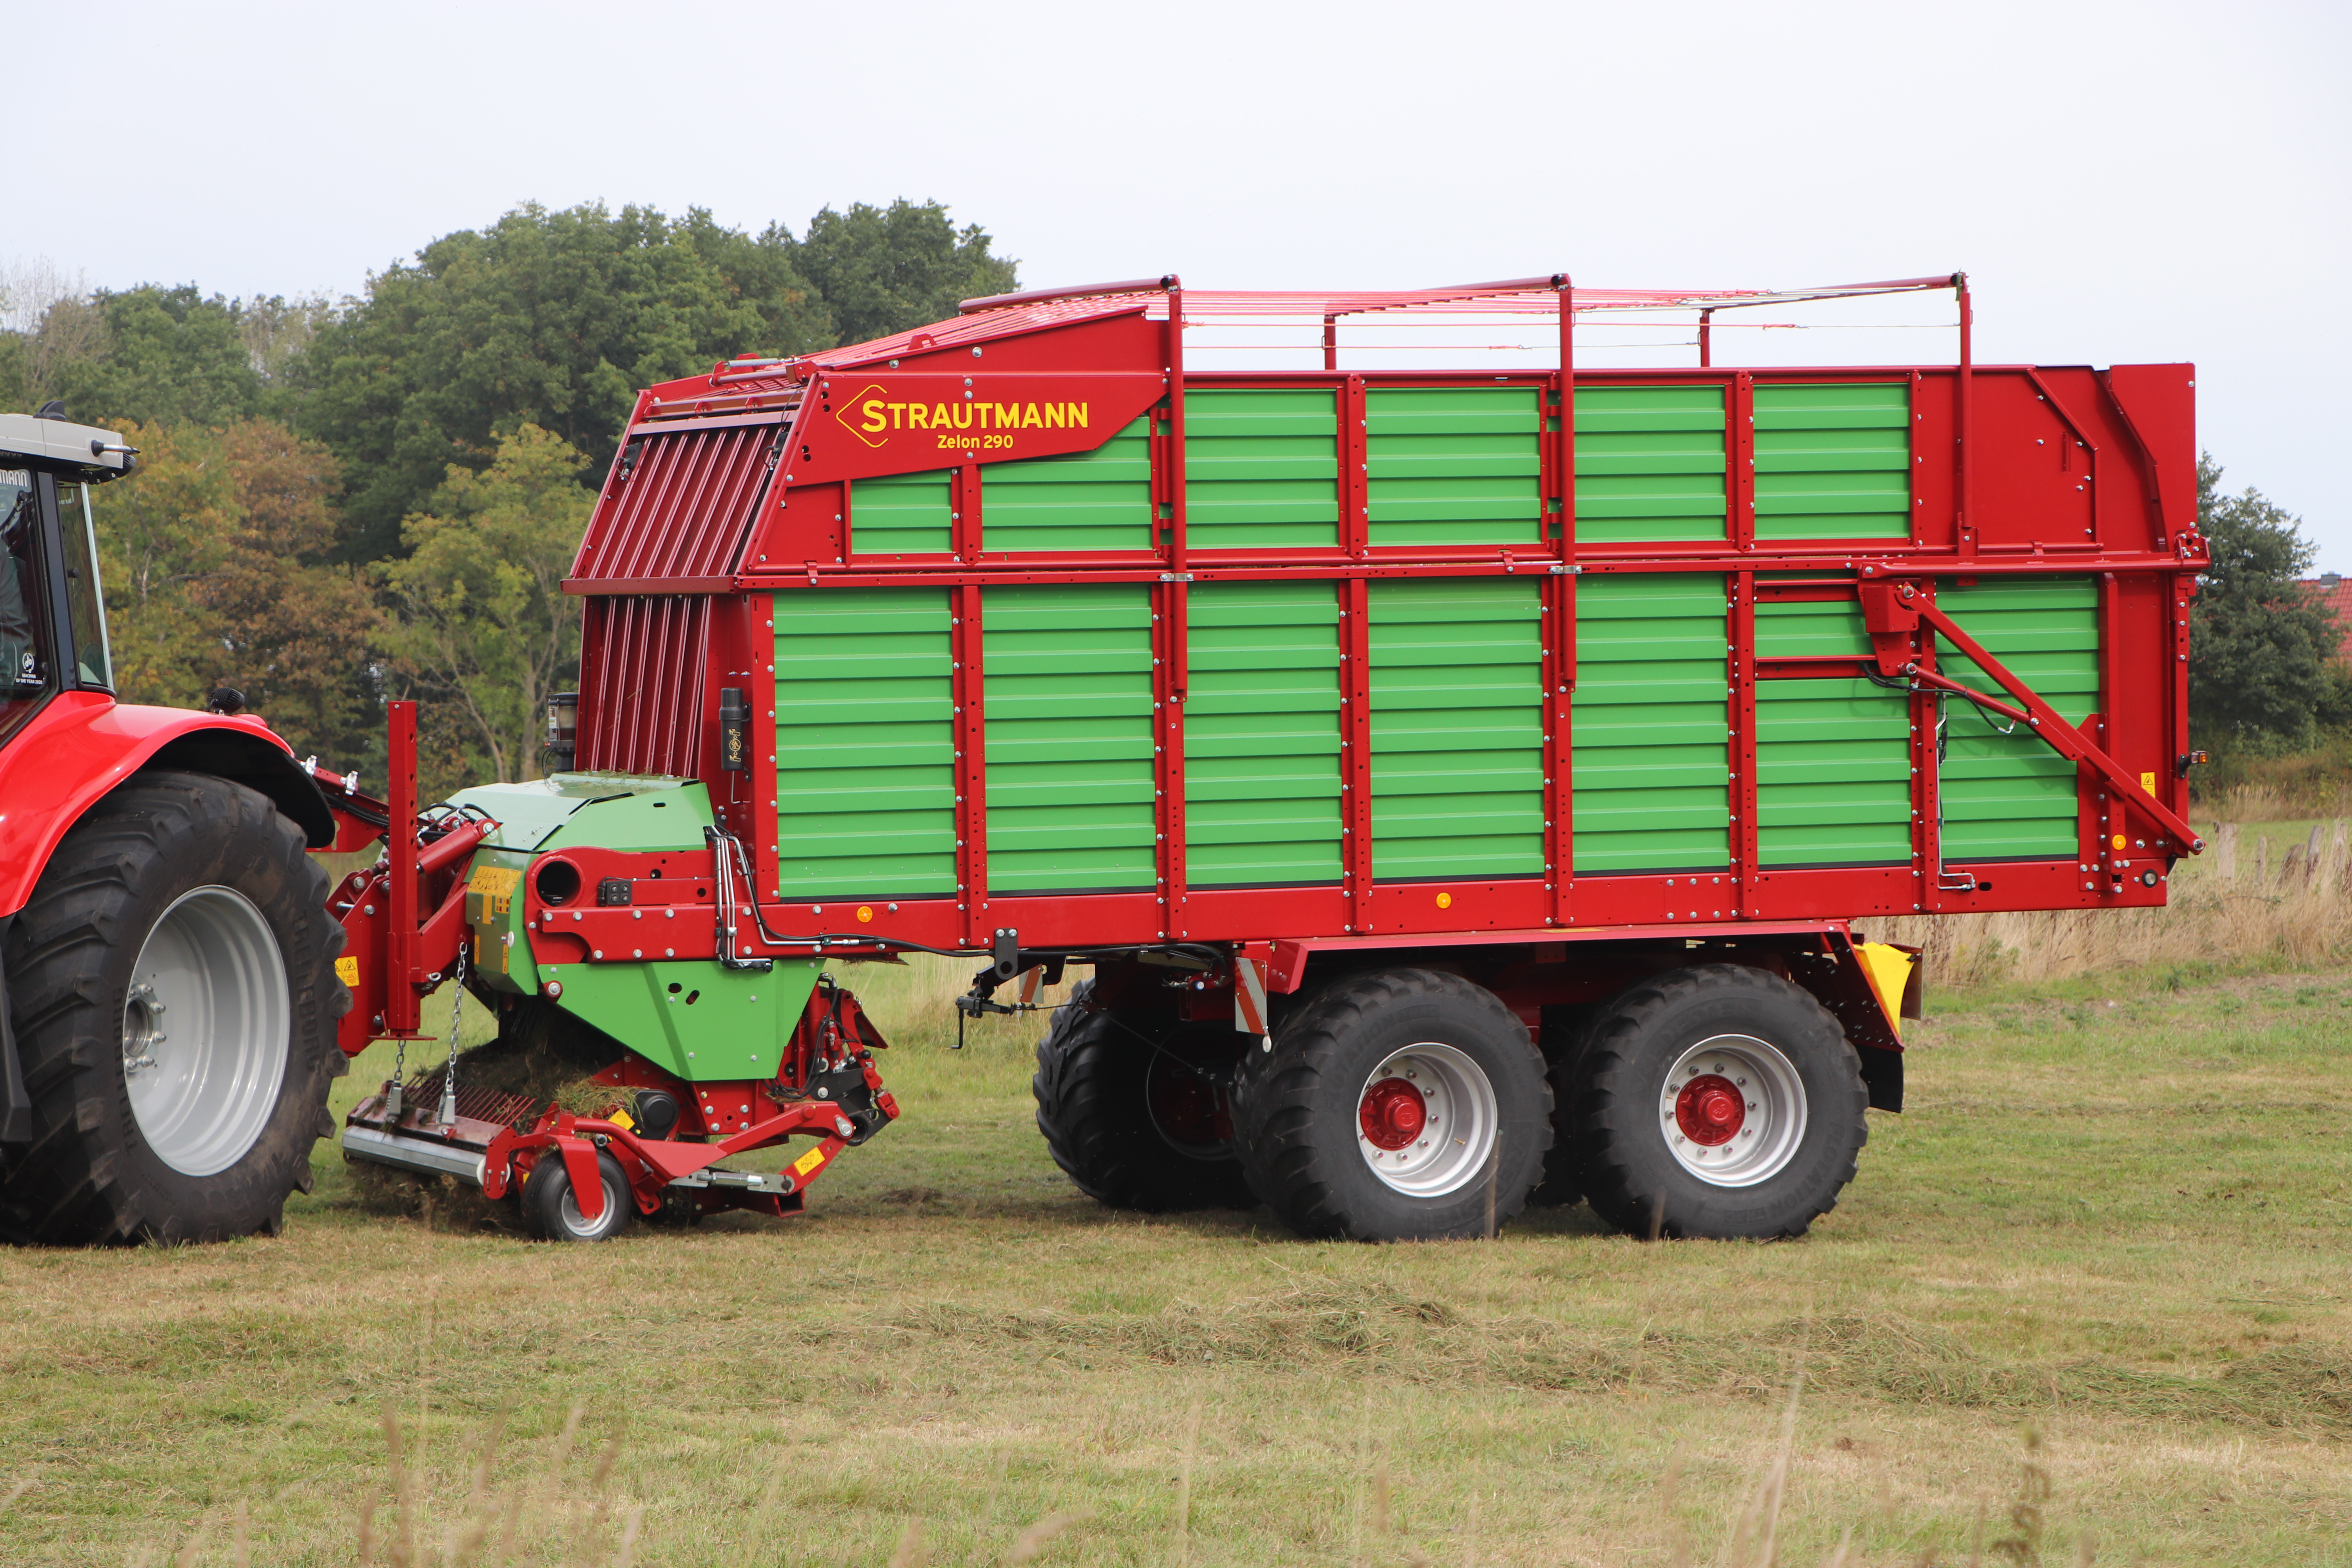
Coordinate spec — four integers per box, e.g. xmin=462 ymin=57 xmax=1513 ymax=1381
xmin=0 ymin=693 xmax=334 ymax=920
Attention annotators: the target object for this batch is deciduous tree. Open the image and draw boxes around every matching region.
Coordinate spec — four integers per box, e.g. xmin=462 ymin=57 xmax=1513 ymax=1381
xmin=375 ymin=425 xmax=590 ymax=785
xmin=2189 ymin=453 xmax=2339 ymax=744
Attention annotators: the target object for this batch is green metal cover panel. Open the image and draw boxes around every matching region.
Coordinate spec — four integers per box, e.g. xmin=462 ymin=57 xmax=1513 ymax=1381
xmin=1754 ymin=600 xmax=1913 ymax=867
xmin=446 ymin=775 xmax=691 ymax=853
xmin=1365 ymin=388 xmax=1544 ymax=548
xmin=1185 ymin=582 xmax=1343 ymax=886
xmin=1575 ymin=385 xmax=1726 ymax=543
xmin=982 ymin=416 xmax=1154 ymax=552
xmin=540 ymin=785 xmax=711 ymax=853
xmin=985 ymin=584 xmax=1157 ymax=891
xmin=851 ymin=468 xmax=953 ymax=556
xmin=1754 ymin=383 xmax=1911 ymax=541
xmin=1572 ymin=574 xmax=1730 ymax=873
xmin=1368 ymin=578 xmax=1545 ymax=880
xmin=540 ymin=955 xmax=822 ymax=1083
xmin=772 ymin=588 xmax=956 ymax=898
xmin=1184 ymin=388 xmax=1340 ymax=550
xmin=1938 ymin=576 xmax=2098 ymax=860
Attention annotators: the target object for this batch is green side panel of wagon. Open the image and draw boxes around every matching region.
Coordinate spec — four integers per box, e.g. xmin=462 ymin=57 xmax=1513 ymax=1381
xmin=771 ymin=588 xmax=957 ymax=898
xmin=1937 ymin=575 xmax=2098 ymax=861
xmin=1753 ymin=382 xmax=1911 ymax=541
xmin=850 ymin=468 xmax=953 ymax=557
xmin=1365 ymin=387 xmax=1544 ymax=548
xmin=1571 ymin=573 xmax=1730 ymax=874
xmin=1184 ymin=388 xmax=1341 ymax=551
xmin=1575 ymin=384 xmax=1726 ymax=544
xmin=1367 ymin=578 xmax=1545 ymax=880
xmin=984 ymin=584 xmax=1158 ymax=892
xmin=1753 ymin=599 xmax=1913 ymax=867
xmin=982 ymin=417 xmax=1154 ymax=553
xmin=1185 ymin=581 xmax=1344 ymax=886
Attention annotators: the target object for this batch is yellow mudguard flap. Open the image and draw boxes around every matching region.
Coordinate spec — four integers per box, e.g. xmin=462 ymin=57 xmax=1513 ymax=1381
xmin=1854 ymin=942 xmax=1923 ymax=1037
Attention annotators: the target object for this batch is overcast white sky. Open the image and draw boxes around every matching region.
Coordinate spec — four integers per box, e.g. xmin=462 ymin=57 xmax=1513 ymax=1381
xmin=15 ymin=1 xmax=2349 ymax=562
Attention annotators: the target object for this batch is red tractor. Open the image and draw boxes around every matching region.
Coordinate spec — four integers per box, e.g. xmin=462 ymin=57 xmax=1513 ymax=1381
xmin=0 ymin=407 xmax=367 ymax=1243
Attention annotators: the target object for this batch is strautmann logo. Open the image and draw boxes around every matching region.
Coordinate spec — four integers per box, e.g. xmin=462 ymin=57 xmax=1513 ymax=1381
xmin=835 ymin=384 xmax=1092 ymax=452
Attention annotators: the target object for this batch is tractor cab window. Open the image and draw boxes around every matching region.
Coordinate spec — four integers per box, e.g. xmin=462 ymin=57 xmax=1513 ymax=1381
xmin=0 ymin=468 xmax=57 ymax=740
xmin=54 ymin=480 xmax=112 ymax=690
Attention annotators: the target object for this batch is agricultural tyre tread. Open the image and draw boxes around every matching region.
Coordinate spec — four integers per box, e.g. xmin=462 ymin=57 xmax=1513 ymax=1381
xmin=1572 ymin=964 xmax=1867 ymax=1241
xmin=0 ymin=771 xmax=348 ymax=1245
xmin=1227 ymin=968 xmax=1551 ymax=1242
xmin=1032 ymin=980 xmax=1256 ymax=1212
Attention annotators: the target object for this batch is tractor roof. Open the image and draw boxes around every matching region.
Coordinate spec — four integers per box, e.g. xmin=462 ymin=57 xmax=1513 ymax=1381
xmin=0 ymin=411 xmax=136 ymax=482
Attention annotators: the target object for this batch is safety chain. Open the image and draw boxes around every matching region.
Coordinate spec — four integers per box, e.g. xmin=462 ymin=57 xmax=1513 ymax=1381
xmin=433 ymin=942 xmax=468 ymax=1126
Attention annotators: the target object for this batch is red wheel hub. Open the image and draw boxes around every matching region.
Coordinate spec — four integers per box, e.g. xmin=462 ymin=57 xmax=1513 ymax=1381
xmin=1359 ymin=1077 xmax=1427 ymax=1151
xmin=1675 ymin=1073 xmax=1745 ymax=1146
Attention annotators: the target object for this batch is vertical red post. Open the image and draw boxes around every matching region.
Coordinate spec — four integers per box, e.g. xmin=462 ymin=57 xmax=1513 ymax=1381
xmin=1955 ymin=273 xmax=1975 ymax=559
xmin=1156 ymin=579 xmax=1189 ymax=938
xmin=385 ymin=699 xmax=419 ymax=1035
xmin=1728 ymin=573 xmax=1758 ymax=912
xmin=1164 ymin=280 xmax=1189 ymax=574
xmin=1340 ymin=376 xmax=1369 ymax=557
xmin=1323 ymin=314 xmax=1338 ymax=372
xmin=1544 ymin=569 xmax=1575 ymax=929
xmin=1339 ymin=578 xmax=1375 ymax=934
xmin=1699 ymin=309 xmax=1713 ymax=369
xmin=1554 ymin=276 xmax=1576 ymax=567
xmin=954 ymin=584 xmax=988 ymax=949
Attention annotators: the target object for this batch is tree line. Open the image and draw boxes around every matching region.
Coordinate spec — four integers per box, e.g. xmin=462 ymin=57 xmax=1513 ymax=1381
xmin=0 ymin=199 xmax=1015 ymax=795
xmin=2 ymin=214 xmax=2339 ymax=795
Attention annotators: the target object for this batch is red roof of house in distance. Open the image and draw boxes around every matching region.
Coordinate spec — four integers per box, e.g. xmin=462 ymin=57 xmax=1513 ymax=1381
xmin=2301 ymin=576 xmax=2352 ymax=661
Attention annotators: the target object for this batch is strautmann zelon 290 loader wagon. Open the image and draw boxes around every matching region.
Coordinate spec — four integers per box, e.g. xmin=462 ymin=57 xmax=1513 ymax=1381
xmin=328 ymin=270 xmax=2205 ymax=1244
xmin=0 ymin=270 xmax=2205 ymax=1246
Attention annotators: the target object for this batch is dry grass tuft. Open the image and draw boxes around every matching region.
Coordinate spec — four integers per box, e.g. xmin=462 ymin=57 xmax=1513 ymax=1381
xmin=1882 ymin=818 xmax=2352 ymax=984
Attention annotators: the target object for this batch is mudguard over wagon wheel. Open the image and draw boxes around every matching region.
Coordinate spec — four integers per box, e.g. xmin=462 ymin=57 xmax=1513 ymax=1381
xmin=1229 ymin=969 xmax=1552 ymax=1242
xmin=1570 ymin=965 xmax=1869 ymax=1241
xmin=0 ymin=773 xmax=349 ymax=1244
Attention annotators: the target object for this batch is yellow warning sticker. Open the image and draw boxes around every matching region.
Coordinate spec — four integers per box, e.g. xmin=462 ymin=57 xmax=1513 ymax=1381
xmin=791 ymin=1145 xmax=829 ymax=1177
xmin=334 ymin=956 xmax=359 ymax=987
xmin=466 ymin=862 xmax=522 ymax=918
xmin=609 ymin=1107 xmax=636 ymax=1132
xmin=2140 ymin=771 xmax=2158 ymax=796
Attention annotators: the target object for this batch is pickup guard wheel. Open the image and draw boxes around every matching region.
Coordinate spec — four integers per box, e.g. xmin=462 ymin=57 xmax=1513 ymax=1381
xmin=1228 ymin=969 xmax=1550 ymax=1242
xmin=521 ymin=1148 xmax=635 ymax=1242
xmin=0 ymin=771 xmax=349 ymax=1244
xmin=1571 ymin=964 xmax=1868 ymax=1241
xmin=1032 ymin=980 xmax=1256 ymax=1212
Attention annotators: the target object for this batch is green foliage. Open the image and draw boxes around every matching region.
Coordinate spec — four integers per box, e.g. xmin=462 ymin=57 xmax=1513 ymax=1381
xmin=296 ymin=203 xmax=833 ymax=561
xmin=374 ymin=425 xmax=591 ymax=790
xmin=96 ymin=419 xmax=381 ymax=764
xmin=780 ymin=198 xmax=1020 ymax=347
xmin=52 ymin=286 xmax=266 ymax=428
xmin=2190 ymin=452 xmax=2339 ymax=745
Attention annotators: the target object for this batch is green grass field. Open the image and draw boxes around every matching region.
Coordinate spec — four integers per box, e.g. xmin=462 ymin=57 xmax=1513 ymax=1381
xmin=5 ymin=955 xmax=2350 ymax=1566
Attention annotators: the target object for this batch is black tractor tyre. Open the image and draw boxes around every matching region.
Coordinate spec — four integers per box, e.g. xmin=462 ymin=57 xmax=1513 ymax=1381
xmin=1032 ymin=980 xmax=1257 ymax=1212
xmin=1572 ymin=964 xmax=1868 ymax=1241
xmin=0 ymin=771 xmax=350 ymax=1245
xmin=1227 ymin=968 xmax=1551 ymax=1242
xmin=521 ymin=1148 xmax=635 ymax=1242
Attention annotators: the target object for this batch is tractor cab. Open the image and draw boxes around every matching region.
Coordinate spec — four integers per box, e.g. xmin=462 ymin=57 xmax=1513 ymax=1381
xmin=0 ymin=406 xmax=132 ymax=744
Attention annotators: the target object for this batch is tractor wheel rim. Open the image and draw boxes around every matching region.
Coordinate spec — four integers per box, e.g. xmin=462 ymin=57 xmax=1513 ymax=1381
xmin=1656 ymin=1034 xmax=1806 ymax=1188
xmin=1354 ymin=1043 xmax=1498 ymax=1199
xmin=122 ymin=886 xmax=290 ymax=1178
xmin=557 ymin=1168 xmax=625 ymax=1238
